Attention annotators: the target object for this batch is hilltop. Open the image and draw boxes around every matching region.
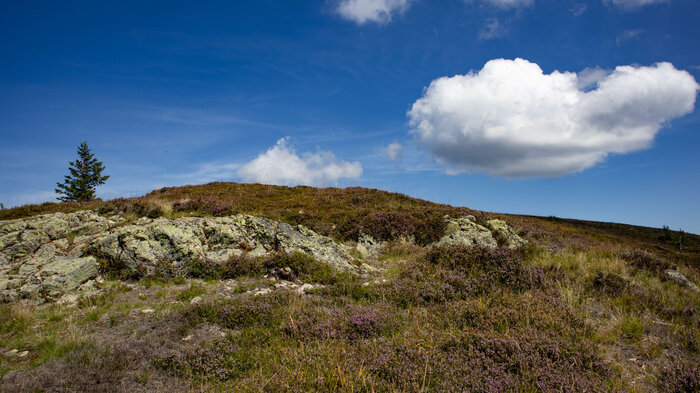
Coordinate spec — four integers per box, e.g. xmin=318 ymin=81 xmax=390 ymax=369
xmin=1 ymin=183 xmax=698 ymax=392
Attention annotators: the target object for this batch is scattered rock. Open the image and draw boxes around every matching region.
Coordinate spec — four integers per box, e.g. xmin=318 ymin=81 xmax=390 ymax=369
xmin=436 ymin=216 xmax=526 ymax=250
xmin=140 ymin=308 xmax=155 ymax=314
xmin=437 ymin=216 xmax=497 ymax=249
xmin=4 ymin=349 xmax=18 ymax=357
xmin=295 ymin=283 xmax=315 ymax=294
xmin=664 ymin=269 xmax=699 ymax=292
xmin=189 ymin=296 xmax=202 ymax=305
xmin=17 ymin=351 xmax=28 ymax=358
xmin=251 ymin=288 xmax=271 ymax=296
xmin=485 ymin=219 xmax=527 ymax=249
xmin=181 ymin=335 xmax=193 ymax=341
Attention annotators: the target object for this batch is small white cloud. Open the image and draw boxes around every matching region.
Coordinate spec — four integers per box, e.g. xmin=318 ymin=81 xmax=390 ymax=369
xmin=478 ymin=18 xmax=507 ymax=39
xmin=385 ymin=142 xmax=404 ymax=161
xmin=616 ymin=29 xmax=644 ymax=45
xmin=336 ymin=0 xmax=413 ymax=25
xmin=236 ymin=138 xmax=362 ymax=186
xmin=479 ymin=0 xmax=533 ymax=8
xmin=408 ymin=58 xmax=698 ymax=178
xmin=606 ymin=0 xmax=667 ymax=10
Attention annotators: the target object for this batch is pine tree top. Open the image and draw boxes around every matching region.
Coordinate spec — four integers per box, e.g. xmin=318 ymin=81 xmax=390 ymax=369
xmin=55 ymin=141 xmax=109 ymax=202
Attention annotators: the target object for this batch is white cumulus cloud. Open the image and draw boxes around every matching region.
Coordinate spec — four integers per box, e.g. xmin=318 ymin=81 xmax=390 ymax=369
xmin=606 ymin=0 xmax=667 ymax=9
xmin=336 ymin=0 xmax=413 ymax=25
xmin=408 ymin=58 xmax=698 ymax=178
xmin=236 ymin=138 xmax=362 ymax=186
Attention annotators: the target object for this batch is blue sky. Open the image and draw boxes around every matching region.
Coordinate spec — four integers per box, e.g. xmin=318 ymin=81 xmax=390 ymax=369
xmin=1 ymin=0 xmax=699 ymax=233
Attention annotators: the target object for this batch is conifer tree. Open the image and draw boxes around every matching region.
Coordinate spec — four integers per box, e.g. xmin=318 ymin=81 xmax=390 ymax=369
xmin=55 ymin=141 xmax=109 ymax=202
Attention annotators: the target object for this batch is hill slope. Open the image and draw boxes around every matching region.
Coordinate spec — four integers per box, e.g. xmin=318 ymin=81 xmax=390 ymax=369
xmin=0 ymin=182 xmax=698 ymax=392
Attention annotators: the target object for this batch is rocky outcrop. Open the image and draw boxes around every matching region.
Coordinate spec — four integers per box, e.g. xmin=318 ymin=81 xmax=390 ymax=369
xmin=0 ymin=211 xmax=356 ymax=303
xmin=87 ymin=215 xmax=356 ymax=275
xmin=436 ymin=215 xmax=526 ymax=250
xmin=486 ymin=219 xmax=528 ymax=249
xmin=1 ymin=211 xmax=116 ymax=302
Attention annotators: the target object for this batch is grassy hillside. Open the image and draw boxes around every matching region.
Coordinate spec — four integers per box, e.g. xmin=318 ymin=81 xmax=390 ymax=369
xmin=2 ymin=182 xmax=698 ymax=265
xmin=1 ymin=183 xmax=698 ymax=392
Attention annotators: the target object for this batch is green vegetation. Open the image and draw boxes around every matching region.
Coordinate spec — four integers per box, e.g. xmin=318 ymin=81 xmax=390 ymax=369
xmin=1 ymin=183 xmax=698 ymax=392
xmin=55 ymin=141 xmax=109 ymax=202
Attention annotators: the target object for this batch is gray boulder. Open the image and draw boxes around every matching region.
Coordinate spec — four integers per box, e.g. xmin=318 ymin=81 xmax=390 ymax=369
xmin=437 ymin=216 xmax=498 ymax=248
xmin=436 ymin=216 xmax=526 ymax=250
xmin=486 ymin=219 xmax=527 ymax=249
xmin=664 ymin=269 xmax=699 ymax=292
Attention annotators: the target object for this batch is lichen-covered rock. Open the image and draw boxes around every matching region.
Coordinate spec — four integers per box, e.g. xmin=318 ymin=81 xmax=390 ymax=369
xmin=664 ymin=269 xmax=699 ymax=292
xmin=1 ymin=210 xmax=358 ymax=303
xmin=41 ymin=257 xmax=100 ymax=297
xmin=87 ymin=215 xmax=355 ymax=275
xmin=485 ymin=219 xmax=527 ymax=249
xmin=437 ymin=216 xmax=498 ymax=248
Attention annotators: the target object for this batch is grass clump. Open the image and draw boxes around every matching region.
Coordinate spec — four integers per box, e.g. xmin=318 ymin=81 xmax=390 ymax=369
xmin=176 ymin=283 xmax=205 ymax=302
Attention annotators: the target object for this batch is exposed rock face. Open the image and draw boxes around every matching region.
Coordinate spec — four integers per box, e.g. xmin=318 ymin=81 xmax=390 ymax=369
xmin=436 ymin=216 xmax=526 ymax=250
xmin=1 ymin=211 xmax=356 ymax=303
xmin=1 ymin=212 xmax=115 ymax=302
xmin=87 ymin=215 xmax=356 ymax=275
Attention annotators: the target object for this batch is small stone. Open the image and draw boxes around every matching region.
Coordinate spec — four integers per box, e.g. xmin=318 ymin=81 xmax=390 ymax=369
xmin=189 ymin=296 xmax=202 ymax=305
xmin=253 ymin=288 xmax=271 ymax=296
xmin=141 ymin=308 xmax=155 ymax=314
xmin=18 ymin=351 xmax=28 ymax=358
xmin=296 ymin=283 xmax=315 ymax=294
xmin=182 ymin=335 xmax=193 ymax=341
xmin=4 ymin=349 xmax=18 ymax=357
xmin=58 ymin=294 xmax=79 ymax=305
xmin=95 ymin=276 xmax=104 ymax=284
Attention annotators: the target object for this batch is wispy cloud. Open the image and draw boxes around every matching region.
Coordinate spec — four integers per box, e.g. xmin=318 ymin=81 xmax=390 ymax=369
xmin=478 ymin=18 xmax=508 ymax=40
xmin=336 ymin=0 xmax=414 ymax=25
xmin=616 ymin=29 xmax=644 ymax=45
xmin=606 ymin=0 xmax=668 ymax=10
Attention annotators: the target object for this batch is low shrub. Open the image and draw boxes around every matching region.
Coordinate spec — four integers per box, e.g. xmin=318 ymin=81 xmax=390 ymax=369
xmin=591 ymin=271 xmax=627 ymax=297
xmin=157 ymin=338 xmax=250 ymax=382
xmin=182 ymin=294 xmax=287 ymax=329
xmin=658 ymin=357 xmax=700 ymax=393
xmin=620 ymin=249 xmax=670 ymax=272
xmin=184 ymin=252 xmax=342 ymax=284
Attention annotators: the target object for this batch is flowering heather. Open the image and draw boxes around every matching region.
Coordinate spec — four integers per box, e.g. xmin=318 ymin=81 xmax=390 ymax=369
xmin=658 ymin=358 xmax=700 ymax=393
xmin=158 ymin=339 xmax=249 ymax=382
xmin=620 ymin=249 xmax=670 ymax=272
xmin=182 ymin=294 xmax=285 ymax=329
